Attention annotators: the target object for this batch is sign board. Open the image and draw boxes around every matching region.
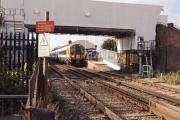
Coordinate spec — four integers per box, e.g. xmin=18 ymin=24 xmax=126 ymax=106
xmin=36 ymin=21 xmax=54 ymax=33
xmin=38 ymin=33 xmax=50 ymax=57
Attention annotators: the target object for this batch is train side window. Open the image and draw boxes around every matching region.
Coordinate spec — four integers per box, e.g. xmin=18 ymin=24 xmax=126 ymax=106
xmin=59 ymin=50 xmax=66 ymax=55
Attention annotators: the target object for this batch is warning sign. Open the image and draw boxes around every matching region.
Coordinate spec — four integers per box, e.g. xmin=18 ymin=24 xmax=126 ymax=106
xmin=40 ymin=34 xmax=48 ymax=46
xmin=38 ymin=33 xmax=50 ymax=57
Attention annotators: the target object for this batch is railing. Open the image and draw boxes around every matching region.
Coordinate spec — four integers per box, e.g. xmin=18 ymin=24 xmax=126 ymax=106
xmin=0 ymin=7 xmax=5 ymax=20
xmin=25 ymin=59 xmax=54 ymax=120
xmin=100 ymin=49 xmax=119 ymax=64
xmin=0 ymin=32 xmax=38 ymax=82
xmin=5 ymin=8 xmax=25 ymax=19
xmin=137 ymin=40 xmax=155 ymax=51
xmin=3 ymin=8 xmax=25 ymax=32
xmin=26 ymin=59 xmax=43 ymax=108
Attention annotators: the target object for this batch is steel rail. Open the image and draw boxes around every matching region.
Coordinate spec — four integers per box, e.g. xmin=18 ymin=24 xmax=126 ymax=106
xmin=117 ymin=81 xmax=180 ymax=105
xmin=55 ymin=65 xmax=180 ymax=120
xmin=74 ymin=67 xmax=180 ymax=106
xmin=51 ymin=67 xmax=160 ymax=120
xmin=50 ymin=66 xmax=126 ymax=120
xmin=48 ymin=69 xmax=109 ymax=120
xmin=96 ymin=80 xmax=180 ymax=120
xmin=102 ymin=71 xmax=180 ymax=94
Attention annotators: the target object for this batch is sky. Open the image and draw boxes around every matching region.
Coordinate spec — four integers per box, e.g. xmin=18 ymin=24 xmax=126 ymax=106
xmin=50 ymin=0 xmax=180 ymax=50
xmin=50 ymin=34 xmax=112 ymax=50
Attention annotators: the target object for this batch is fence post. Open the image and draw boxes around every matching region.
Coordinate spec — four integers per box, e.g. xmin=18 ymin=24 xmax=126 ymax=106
xmin=13 ymin=32 xmax=16 ymax=69
xmin=4 ymin=32 xmax=7 ymax=71
xmin=17 ymin=33 xmax=21 ymax=71
xmin=35 ymin=33 xmax=39 ymax=62
xmin=31 ymin=33 xmax=35 ymax=68
xmin=22 ymin=32 xmax=25 ymax=70
xmin=0 ymin=33 xmax=3 ymax=57
xmin=9 ymin=33 xmax=12 ymax=70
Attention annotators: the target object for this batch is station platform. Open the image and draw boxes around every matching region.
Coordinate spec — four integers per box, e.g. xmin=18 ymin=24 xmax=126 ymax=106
xmin=87 ymin=61 xmax=113 ymax=72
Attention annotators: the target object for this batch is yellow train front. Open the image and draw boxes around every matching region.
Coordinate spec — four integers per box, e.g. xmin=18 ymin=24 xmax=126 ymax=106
xmin=50 ymin=44 xmax=86 ymax=66
xmin=67 ymin=44 xmax=86 ymax=66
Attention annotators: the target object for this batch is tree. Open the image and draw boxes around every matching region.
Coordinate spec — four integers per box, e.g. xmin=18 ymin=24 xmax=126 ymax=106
xmin=101 ymin=39 xmax=117 ymax=51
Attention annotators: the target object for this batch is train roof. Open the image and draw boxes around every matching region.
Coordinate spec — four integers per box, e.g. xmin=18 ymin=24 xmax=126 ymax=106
xmin=51 ymin=40 xmax=96 ymax=51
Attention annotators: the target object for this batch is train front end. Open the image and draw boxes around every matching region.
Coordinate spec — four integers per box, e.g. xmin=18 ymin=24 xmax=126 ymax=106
xmin=70 ymin=44 xmax=86 ymax=66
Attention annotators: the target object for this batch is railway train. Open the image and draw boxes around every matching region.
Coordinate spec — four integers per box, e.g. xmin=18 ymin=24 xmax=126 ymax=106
xmin=50 ymin=44 xmax=86 ymax=66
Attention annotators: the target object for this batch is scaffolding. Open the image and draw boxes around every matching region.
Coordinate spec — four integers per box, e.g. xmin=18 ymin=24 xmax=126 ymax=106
xmin=137 ymin=37 xmax=155 ymax=76
xmin=0 ymin=0 xmax=5 ymax=26
xmin=0 ymin=0 xmax=25 ymax=33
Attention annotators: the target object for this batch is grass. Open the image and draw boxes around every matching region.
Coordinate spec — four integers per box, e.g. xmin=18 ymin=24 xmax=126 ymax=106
xmin=156 ymin=71 xmax=180 ymax=85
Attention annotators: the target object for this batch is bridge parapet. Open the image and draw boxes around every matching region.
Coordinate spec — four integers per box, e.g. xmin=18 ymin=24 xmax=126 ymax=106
xmin=100 ymin=49 xmax=120 ymax=70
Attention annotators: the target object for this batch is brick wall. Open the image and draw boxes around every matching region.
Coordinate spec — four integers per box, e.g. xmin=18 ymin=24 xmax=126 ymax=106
xmin=156 ymin=23 xmax=180 ymax=71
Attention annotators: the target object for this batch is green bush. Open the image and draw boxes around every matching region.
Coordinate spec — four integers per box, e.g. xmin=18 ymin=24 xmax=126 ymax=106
xmin=0 ymin=59 xmax=28 ymax=116
xmin=101 ymin=39 xmax=117 ymax=51
xmin=0 ymin=58 xmax=27 ymax=94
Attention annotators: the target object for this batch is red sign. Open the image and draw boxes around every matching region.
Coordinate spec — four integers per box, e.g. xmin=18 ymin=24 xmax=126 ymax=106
xmin=36 ymin=21 xmax=54 ymax=33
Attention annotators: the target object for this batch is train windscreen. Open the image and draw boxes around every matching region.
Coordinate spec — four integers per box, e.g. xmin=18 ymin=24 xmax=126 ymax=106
xmin=71 ymin=44 xmax=85 ymax=54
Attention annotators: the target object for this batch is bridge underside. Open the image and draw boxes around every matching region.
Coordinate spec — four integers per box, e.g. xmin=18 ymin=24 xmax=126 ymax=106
xmin=26 ymin=24 xmax=137 ymax=70
xmin=26 ymin=25 xmax=135 ymax=38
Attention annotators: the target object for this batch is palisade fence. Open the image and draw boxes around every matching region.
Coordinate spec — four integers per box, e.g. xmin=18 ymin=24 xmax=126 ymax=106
xmin=0 ymin=32 xmax=38 ymax=117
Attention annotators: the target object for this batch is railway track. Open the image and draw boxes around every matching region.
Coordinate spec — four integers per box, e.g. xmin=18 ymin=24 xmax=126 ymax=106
xmin=48 ymin=68 xmax=109 ymax=120
xmin=52 ymin=64 xmax=180 ymax=120
xmin=69 ymin=66 xmax=180 ymax=106
xmin=50 ymin=65 xmax=162 ymax=120
xmin=83 ymin=67 xmax=180 ymax=94
xmin=94 ymin=70 xmax=180 ymax=105
xmin=100 ymin=71 xmax=180 ymax=96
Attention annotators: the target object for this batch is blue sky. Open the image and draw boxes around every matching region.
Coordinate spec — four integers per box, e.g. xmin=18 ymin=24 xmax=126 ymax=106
xmin=167 ymin=0 xmax=180 ymax=27
xmin=173 ymin=0 xmax=180 ymax=13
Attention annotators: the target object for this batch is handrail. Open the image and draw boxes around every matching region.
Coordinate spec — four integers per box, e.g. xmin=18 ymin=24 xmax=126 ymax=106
xmin=4 ymin=8 xmax=25 ymax=21
xmin=137 ymin=40 xmax=155 ymax=50
xmin=101 ymin=49 xmax=119 ymax=61
xmin=0 ymin=95 xmax=28 ymax=98
xmin=26 ymin=59 xmax=42 ymax=108
xmin=25 ymin=59 xmax=54 ymax=120
xmin=101 ymin=49 xmax=118 ymax=54
xmin=5 ymin=8 xmax=25 ymax=16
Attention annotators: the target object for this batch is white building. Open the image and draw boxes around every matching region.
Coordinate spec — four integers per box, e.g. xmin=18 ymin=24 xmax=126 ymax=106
xmin=1 ymin=0 xmax=162 ymax=47
xmin=1 ymin=0 xmax=164 ymax=70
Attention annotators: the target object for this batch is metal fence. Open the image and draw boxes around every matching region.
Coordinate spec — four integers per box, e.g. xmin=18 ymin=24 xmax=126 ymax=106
xmin=0 ymin=32 xmax=38 ymax=81
xmin=0 ymin=32 xmax=38 ymax=118
xmin=137 ymin=40 xmax=155 ymax=51
xmin=100 ymin=49 xmax=119 ymax=65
